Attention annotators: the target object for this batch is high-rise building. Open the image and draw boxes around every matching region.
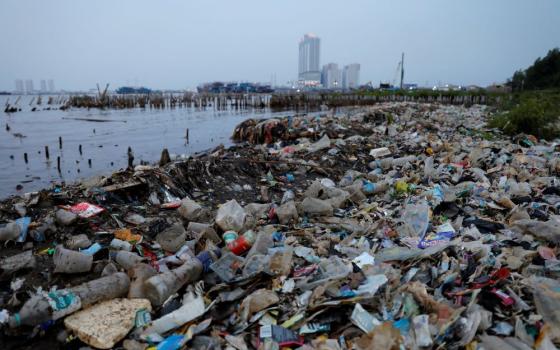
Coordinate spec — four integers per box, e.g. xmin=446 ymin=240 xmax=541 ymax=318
xmin=14 ymin=79 xmax=24 ymax=93
xmin=342 ymin=64 xmax=360 ymax=89
xmin=24 ymin=79 xmax=34 ymax=94
xmin=48 ymin=79 xmax=55 ymax=92
xmin=298 ymin=33 xmax=321 ymax=82
xmin=321 ymin=63 xmax=341 ymax=89
xmin=40 ymin=80 xmax=47 ymax=92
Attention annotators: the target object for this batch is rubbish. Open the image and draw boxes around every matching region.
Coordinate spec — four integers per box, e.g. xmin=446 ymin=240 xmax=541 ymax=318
xmin=308 ymin=134 xmax=331 ymax=153
xmin=511 ymin=219 xmax=560 ymax=243
xmin=110 ymin=238 xmax=133 ymax=251
xmin=276 ymin=201 xmax=299 ymax=225
xmin=401 ymin=201 xmax=430 ymax=238
xmin=354 ymin=322 xmax=402 ymax=350
xmin=68 ymin=202 xmax=105 ymax=218
xmin=55 ymin=209 xmax=78 ymax=226
xmin=240 ymin=289 xmax=279 ymax=322
xmin=13 ymin=217 xmax=31 ymax=242
xmin=177 ymin=198 xmax=203 ymax=221
xmin=143 ymin=256 xmax=202 ymax=306
xmin=369 ymin=147 xmax=391 ymax=158
xmin=418 ymin=221 xmax=456 ymax=249
xmin=142 ymin=282 xmax=205 ymax=336
xmin=3 ymin=103 xmax=560 ymax=348
xmin=155 ymin=334 xmax=185 ymax=350
xmin=115 ymin=228 xmax=143 ymax=244
xmin=216 ymin=199 xmax=246 ymax=231
xmin=223 ymin=230 xmax=238 ymax=243
xmin=259 ymin=324 xmax=303 ymax=347
xmin=53 ymin=245 xmax=93 ymax=274
xmin=64 ymin=298 xmax=151 ymax=349
xmin=80 ymin=242 xmax=102 ymax=255
xmin=66 ymin=234 xmax=92 ymax=249
xmin=210 ymin=252 xmax=245 ymax=282
xmin=412 ymin=314 xmax=432 ymax=348
xmin=351 ymin=303 xmax=381 ymax=333
xmin=195 ymin=248 xmax=222 ymax=272
xmin=354 ymin=274 xmax=388 ymax=296
xmin=125 ymin=213 xmax=147 ymax=225
xmin=0 ymin=250 xmax=36 ymax=278
xmin=531 ymin=276 xmax=560 ymax=341
xmin=301 ymin=197 xmax=333 ymax=217
xmin=9 ymin=272 xmax=130 ymax=328
xmin=227 ymin=230 xmax=256 ymax=255
xmin=114 ymin=250 xmax=145 ymax=270
xmin=128 ymin=263 xmax=157 ymax=299
xmin=156 ymin=223 xmax=187 ymax=253
xmin=0 ymin=221 xmax=20 ymax=241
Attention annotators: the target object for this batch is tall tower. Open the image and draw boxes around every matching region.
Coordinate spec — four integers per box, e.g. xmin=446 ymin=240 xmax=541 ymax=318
xmin=25 ymin=80 xmax=34 ymax=94
xmin=342 ymin=64 xmax=360 ymax=89
xmin=15 ymin=79 xmax=24 ymax=93
xmin=298 ymin=34 xmax=321 ymax=82
xmin=48 ymin=79 xmax=55 ymax=92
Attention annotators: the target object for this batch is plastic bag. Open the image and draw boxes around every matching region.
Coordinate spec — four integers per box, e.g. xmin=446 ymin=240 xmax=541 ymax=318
xmin=216 ymin=199 xmax=246 ymax=232
xmin=401 ymin=201 xmax=430 ymax=238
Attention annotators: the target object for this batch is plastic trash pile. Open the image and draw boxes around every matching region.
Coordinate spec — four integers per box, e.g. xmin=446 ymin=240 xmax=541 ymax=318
xmin=1 ymin=101 xmax=560 ymax=349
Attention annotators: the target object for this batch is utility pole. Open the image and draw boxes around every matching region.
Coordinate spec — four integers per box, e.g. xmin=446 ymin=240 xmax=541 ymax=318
xmin=400 ymin=52 xmax=405 ymax=90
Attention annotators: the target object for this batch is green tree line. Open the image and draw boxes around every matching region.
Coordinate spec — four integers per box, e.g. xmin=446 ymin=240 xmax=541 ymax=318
xmin=508 ymin=48 xmax=560 ymax=91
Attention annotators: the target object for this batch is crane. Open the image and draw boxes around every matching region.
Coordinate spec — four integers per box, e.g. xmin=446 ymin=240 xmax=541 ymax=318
xmin=392 ymin=53 xmax=405 ymax=89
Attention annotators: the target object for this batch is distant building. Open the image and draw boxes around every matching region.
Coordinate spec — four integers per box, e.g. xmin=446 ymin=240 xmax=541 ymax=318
xmin=197 ymin=81 xmax=273 ymax=93
xmin=48 ymin=79 xmax=55 ymax=92
xmin=321 ymin=63 xmax=341 ymax=89
xmin=486 ymin=83 xmax=511 ymax=93
xmin=342 ymin=64 xmax=360 ymax=89
xmin=298 ymin=34 xmax=321 ymax=82
xmin=40 ymin=80 xmax=47 ymax=93
xmin=14 ymin=79 xmax=24 ymax=93
xmin=25 ymin=79 xmax=34 ymax=94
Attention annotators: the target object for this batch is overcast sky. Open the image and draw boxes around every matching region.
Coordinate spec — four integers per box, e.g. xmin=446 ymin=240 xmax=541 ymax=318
xmin=1 ymin=0 xmax=559 ymax=91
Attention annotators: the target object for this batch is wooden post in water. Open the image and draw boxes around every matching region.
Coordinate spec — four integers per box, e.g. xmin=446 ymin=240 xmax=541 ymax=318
xmin=127 ymin=147 xmax=134 ymax=169
xmin=45 ymin=146 xmax=50 ymax=159
xmin=57 ymin=157 xmax=61 ymax=172
xmin=186 ymin=128 xmax=189 ymax=144
xmin=88 ymin=159 xmax=92 ymax=168
xmin=79 ymin=144 xmax=82 ymax=155
xmin=24 ymin=153 xmax=28 ymax=163
xmin=59 ymin=136 xmax=63 ymax=149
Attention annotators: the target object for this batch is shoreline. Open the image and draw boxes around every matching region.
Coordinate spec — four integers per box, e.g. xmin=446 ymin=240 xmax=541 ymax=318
xmin=2 ymin=102 xmax=560 ymax=349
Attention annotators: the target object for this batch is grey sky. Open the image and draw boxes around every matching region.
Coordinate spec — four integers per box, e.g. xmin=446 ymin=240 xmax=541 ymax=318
xmin=1 ymin=0 xmax=559 ymax=90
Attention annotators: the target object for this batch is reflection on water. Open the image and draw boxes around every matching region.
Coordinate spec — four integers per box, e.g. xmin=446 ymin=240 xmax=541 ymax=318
xmin=0 ymin=95 xmax=308 ymax=197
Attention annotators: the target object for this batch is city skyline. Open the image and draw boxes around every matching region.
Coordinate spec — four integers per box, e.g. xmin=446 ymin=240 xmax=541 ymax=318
xmin=298 ymin=34 xmax=321 ymax=82
xmin=0 ymin=1 xmax=559 ymax=90
xmin=13 ymin=78 xmax=56 ymax=94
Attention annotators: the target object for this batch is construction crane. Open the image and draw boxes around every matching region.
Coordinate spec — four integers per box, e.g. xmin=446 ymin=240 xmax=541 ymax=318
xmin=392 ymin=52 xmax=405 ymax=89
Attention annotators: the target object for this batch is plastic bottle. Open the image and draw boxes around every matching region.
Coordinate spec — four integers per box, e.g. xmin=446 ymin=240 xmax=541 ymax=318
xmin=362 ymin=181 xmax=390 ymax=195
xmin=8 ymin=272 xmax=130 ymax=328
xmin=112 ymin=250 xmax=145 ymax=270
xmin=110 ymin=238 xmax=133 ymax=251
xmin=222 ymin=231 xmax=238 ymax=244
xmin=143 ymin=256 xmax=203 ymax=306
xmin=195 ymin=248 xmax=222 ymax=272
xmin=369 ymin=155 xmax=417 ymax=170
xmin=66 ymin=234 xmax=91 ymax=250
xmin=227 ymin=230 xmax=256 ymax=255
xmin=53 ymin=245 xmax=93 ymax=274
xmin=0 ymin=222 xmax=20 ymax=241
xmin=128 ymin=263 xmax=157 ymax=299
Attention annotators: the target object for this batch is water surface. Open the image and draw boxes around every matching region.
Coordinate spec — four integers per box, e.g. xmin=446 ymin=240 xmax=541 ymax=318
xmin=1 ymin=95 xmax=304 ymax=197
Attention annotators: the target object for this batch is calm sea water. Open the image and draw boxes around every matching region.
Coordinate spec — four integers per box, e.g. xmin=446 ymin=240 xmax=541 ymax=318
xmin=0 ymin=95 xmax=306 ymax=198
